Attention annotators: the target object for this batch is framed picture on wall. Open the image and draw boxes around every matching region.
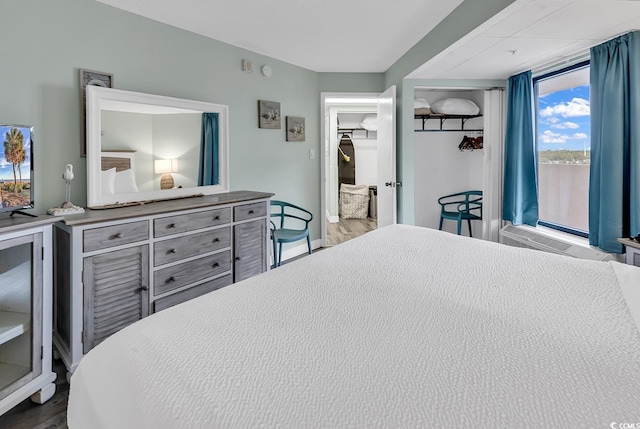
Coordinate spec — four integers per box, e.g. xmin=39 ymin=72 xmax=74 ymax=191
xmin=79 ymin=69 xmax=113 ymax=157
xmin=258 ymin=100 xmax=281 ymax=129
xmin=286 ymin=116 xmax=305 ymax=142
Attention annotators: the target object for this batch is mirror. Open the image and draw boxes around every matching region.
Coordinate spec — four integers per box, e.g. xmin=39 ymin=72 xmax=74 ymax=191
xmin=86 ymin=86 xmax=229 ymax=208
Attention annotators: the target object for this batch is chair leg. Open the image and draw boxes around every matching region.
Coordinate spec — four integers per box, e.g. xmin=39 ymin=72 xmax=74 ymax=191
xmin=272 ymin=238 xmax=278 ymax=268
xmin=278 ymin=243 xmax=283 ymax=267
xmin=467 ymin=219 xmax=473 ymax=238
xmin=438 ymin=216 xmax=444 ymax=231
xmin=457 ymin=220 xmax=462 ymax=235
xmin=307 ymin=234 xmax=312 ymax=255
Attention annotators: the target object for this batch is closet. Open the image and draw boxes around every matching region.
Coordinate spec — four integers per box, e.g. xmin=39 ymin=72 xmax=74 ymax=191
xmin=325 ymin=111 xmax=378 ymax=223
xmin=413 ymin=89 xmax=485 ymax=237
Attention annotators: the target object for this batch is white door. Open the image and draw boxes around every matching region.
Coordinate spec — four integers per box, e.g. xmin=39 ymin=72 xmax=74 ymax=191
xmin=377 ymin=86 xmax=397 ymax=227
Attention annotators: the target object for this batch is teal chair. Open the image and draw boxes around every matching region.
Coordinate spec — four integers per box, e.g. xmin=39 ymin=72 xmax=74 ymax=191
xmin=437 ymin=190 xmax=483 ymax=237
xmin=270 ymin=200 xmax=313 ymax=267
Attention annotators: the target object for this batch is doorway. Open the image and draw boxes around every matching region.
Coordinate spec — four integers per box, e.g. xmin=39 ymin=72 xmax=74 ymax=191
xmin=320 ymin=90 xmax=396 ymax=247
xmin=321 ymin=93 xmax=378 ymax=246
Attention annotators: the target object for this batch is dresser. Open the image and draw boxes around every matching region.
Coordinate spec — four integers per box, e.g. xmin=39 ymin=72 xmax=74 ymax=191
xmin=0 ymin=216 xmax=57 ymax=416
xmin=53 ymin=191 xmax=273 ymax=376
xmin=617 ymin=237 xmax=640 ymax=268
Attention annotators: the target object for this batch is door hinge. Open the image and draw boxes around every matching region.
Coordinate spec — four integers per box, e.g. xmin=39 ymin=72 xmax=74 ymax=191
xmin=40 ymin=345 xmax=43 ymax=360
xmin=42 ymin=247 xmax=44 ymax=260
xmin=81 ymin=331 xmax=84 ymax=344
xmin=384 ymin=181 xmax=403 ymax=188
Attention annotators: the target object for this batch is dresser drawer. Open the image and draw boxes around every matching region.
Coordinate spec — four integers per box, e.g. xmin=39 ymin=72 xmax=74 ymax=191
xmin=154 ymin=251 xmax=231 ymax=295
xmin=154 ymin=227 xmax=231 ymax=267
xmin=234 ymin=202 xmax=266 ymax=222
xmin=634 ymin=251 xmax=640 ymax=267
xmin=83 ymin=221 xmax=149 ymax=252
xmin=154 ymin=208 xmax=231 ymax=238
xmin=153 ymin=275 xmax=232 ymax=312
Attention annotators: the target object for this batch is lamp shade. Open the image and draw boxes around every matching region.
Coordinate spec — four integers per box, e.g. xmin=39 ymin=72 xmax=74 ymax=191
xmin=154 ymin=159 xmax=178 ymax=174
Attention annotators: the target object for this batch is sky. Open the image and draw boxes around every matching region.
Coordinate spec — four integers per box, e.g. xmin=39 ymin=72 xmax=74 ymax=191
xmin=537 ymin=84 xmax=590 ymax=152
xmin=0 ymin=125 xmax=31 ymax=181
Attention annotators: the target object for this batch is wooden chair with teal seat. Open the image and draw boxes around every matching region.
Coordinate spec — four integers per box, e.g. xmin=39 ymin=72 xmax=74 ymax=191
xmin=270 ymin=200 xmax=313 ymax=267
xmin=437 ymin=190 xmax=483 ymax=237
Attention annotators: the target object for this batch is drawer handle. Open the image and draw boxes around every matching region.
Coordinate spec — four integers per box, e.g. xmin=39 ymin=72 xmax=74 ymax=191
xmin=168 ymin=248 xmax=177 ymax=254
xmin=214 ymin=215 xmax=220 ymax=220
xmin=168 ymin=223 xmax=176 ymax=229
xmin=139 ymin=285 xmax=149 ymax=292
xmin=112 ymin=232 xmax=123 ymax=239
xmin=167 ymin=276 xmax=177 ymax=283
xmin=235 ymin=257 xmax=241 ymax=261
xmin=248 ymin=210 xmax=255 ymax=214
xmin=212 ymin=262 xmax=219 ymax=268
xmin=213 ymin=238 xmax=220 ymax=243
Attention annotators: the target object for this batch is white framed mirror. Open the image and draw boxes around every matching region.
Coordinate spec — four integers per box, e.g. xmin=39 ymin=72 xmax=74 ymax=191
xmin=86 ymin=86 xmax=229 ymax=208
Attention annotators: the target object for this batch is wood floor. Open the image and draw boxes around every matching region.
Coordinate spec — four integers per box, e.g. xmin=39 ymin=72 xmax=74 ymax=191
xmin=0 ymin=359 xmax=69 ymax=429
xmin=326 ymin=216 xmax=377 ymax=246
xmin=0 ymin=221 xmax=374 ymax=428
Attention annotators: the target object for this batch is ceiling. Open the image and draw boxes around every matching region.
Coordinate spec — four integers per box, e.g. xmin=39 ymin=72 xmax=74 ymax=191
xmin=97 ymin=0 xmax=640 ymax=79
xmin=95 ymin=0 xmax=462 ymax=73
xmin=410 ymin=0 xmax=640 ymax=79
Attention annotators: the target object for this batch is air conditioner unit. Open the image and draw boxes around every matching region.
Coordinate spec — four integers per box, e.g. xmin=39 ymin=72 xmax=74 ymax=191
xmin=499 ymin=224 xmax=616 ymax=261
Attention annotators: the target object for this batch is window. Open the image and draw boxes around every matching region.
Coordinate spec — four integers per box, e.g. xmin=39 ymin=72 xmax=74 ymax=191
xmin=534 ymin=61 xmax=590 ymax=237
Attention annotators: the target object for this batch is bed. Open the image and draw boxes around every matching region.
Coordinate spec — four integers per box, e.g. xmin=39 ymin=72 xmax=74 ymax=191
xmin=100 ymin=151 xmax=140 ymax=195
xmin=67 ymin=225 xmax=640 ymax=428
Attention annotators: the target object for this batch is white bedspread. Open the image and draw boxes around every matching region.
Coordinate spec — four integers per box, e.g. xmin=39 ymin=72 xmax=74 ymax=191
xmin=68 ymin=225 xmax=640 ymax=428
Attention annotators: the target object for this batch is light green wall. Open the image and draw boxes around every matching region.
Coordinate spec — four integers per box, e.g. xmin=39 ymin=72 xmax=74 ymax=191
xmin=1 ymin=0 xmax=515 ymax=238
xmin=383 ymin=0 xmax=516 ymax=224
xmin=0 ymin=0 xmax=324 ymax=239
xmin=319 ymin=73 xmax=385 ymax=93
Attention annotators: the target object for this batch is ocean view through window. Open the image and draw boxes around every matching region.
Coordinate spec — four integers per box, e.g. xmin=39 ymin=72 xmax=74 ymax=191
xmin=535 ymin=62 xmax=590 ymax=236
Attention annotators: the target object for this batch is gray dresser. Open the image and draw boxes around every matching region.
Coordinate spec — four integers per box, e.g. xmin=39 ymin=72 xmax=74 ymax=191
xmin=53 ymin=191 xmax=273 ymax=376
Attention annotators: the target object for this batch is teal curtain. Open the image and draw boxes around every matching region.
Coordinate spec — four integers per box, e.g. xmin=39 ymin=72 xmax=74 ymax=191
xmin=503 ymin=70 xmax=539 ymax=226
xmin=589 ymin=31 xmax=640 ymax=253
xmin=198 ymin=112 xmax=219 ymax=186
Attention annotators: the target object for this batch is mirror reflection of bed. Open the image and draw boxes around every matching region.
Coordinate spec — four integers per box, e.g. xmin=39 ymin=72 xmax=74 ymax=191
xmin=86 ymin=86 xmax=229 ymax=208
xmin=100 ymin=151 xmax=141 ymax=196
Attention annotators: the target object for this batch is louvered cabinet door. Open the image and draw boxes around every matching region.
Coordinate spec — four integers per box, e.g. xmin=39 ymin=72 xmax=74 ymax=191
xmin=233 ymin=220 xmax=266 ymax=282
xmin=83 ymin=245 xmax=149 ymax=354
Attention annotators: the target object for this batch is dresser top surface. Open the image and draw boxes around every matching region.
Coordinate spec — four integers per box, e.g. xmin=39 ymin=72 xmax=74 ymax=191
xmin=0 ymin=214 xmax=57 ymax=235
xmin=60 ymin=190 xmax=274 ymax=226
xmin=617 ymin=237 xmax=640 ymax=251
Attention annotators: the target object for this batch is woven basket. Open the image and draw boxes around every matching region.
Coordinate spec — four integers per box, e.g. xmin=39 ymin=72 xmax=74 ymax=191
xmin=340 ymin=184 xmax=370 ymax=219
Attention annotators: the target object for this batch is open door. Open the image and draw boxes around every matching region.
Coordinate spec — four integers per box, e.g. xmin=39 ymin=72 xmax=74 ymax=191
xmin=377 ymin=85 xmax=397 ymax=227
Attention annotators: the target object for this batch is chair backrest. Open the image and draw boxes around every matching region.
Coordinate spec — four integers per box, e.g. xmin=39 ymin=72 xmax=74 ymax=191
xmin=438 ymin=190 xmax=482 ymax=205
xmin=270 ymin=200 xmax=313 ymax=230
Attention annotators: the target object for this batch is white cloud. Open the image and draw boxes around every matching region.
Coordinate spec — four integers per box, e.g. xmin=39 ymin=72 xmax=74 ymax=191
xmin=546 ymin=117 xmax=560 ymax=124
xmin=540 ymin=130 xmax=567 ymax=144
xmin=539 ymin=130 xmax=588 ymax=144
xmin=540 ymin=97 xmax=590 ymax=118
xmin=551 ymin=121 xmax=580 ymax=130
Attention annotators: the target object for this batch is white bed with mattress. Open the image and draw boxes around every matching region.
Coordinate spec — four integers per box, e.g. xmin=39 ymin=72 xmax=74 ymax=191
xmin=67 ymin=225 xmax=640 ymax=428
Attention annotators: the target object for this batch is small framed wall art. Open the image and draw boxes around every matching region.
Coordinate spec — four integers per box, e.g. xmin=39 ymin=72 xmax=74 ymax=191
xmin=79 ymin=69 xmax=113 ymax=156
xmin=286 ymin=116 xmax=305 ymax=142
xmin=258 ymin=100 xmax=281 ymax=129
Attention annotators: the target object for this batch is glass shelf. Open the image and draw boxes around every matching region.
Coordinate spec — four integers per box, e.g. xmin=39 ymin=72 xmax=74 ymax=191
xmin=0 ymin=311 xmax=30 ymax=346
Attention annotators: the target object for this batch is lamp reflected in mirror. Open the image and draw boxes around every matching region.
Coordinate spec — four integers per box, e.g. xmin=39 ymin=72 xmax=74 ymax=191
xmin=154 ymin=159 xmax=178 ymax=190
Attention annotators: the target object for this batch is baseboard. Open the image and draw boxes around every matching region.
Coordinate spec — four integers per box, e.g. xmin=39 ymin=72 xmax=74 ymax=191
xmin=325 ymin=210 xmax=339 ymax=224
xmin=275 ymin=239 xmax=323 ymax=264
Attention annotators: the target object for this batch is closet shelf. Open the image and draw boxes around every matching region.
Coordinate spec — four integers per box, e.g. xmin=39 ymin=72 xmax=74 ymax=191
xmin=338 ymin=128 xmax=375 ymax=139
xmin=414 ymin=113 xmax=483 ymax=132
